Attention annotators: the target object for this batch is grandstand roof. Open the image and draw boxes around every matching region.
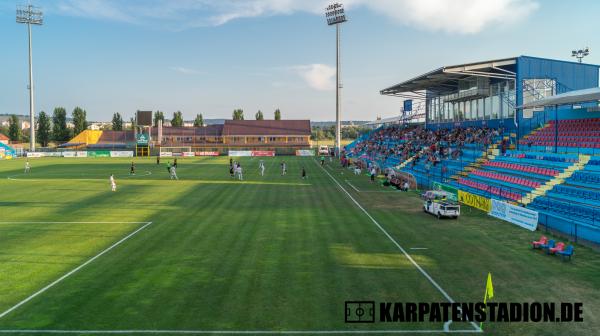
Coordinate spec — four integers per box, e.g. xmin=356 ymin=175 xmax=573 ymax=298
xmin=520 ymin=87 xmax=600 ymax=109
xmin=380 ymin=57 xmax=517 ymax=97
xmin=222 ymin=120 xmax=311 ymax=136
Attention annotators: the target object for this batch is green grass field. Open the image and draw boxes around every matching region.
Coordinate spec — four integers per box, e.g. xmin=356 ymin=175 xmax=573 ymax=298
xmin=0 ymin=156 xmax=599 ymax=335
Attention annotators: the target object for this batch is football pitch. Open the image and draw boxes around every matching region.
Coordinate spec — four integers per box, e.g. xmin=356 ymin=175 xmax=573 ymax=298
xmin=0 ymin=156 xmax=599 ymax=335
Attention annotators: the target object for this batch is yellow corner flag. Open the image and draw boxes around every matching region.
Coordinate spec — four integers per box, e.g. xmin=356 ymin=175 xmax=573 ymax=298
xmin=481 ymin=272 xmax=494 ymax=331
xmin=485 ymin=272 xmax=494 ymax=302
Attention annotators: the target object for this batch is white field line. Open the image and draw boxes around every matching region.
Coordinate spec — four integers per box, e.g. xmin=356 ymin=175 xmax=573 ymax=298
xmin=345 ymin=180 xmax=360 ymax=192
xmin=7 ymin=171 xmax=153 ymax=181
xmin=0 ymin=329 xmax=482 ymax=334
xmin=0 ymin=221 xmax=154 ymax=320
xmin=315 ymin=160 xmax=482 ymax=333
xmin=410 ymin=248 xmax=429 ymax=250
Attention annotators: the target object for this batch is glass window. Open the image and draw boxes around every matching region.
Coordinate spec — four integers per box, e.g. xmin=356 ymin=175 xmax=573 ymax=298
xmin=465 ymin=101 xmax=471 ymax=120
xmin=492 ymin=95 xmax=500 ymax=119
xmin=484 ymin=97 xmax=491 ymax=119
xmin=477 ymin=98 xmax=484 ymax=120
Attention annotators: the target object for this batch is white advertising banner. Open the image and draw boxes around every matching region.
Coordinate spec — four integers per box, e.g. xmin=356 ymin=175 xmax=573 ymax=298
xmin=110 ymin=151 xmax=134 ymax=158
xmin=489 ymin=199 xmax=538 ymax=231
xmin=182 ymin=152 xmax=195 ymax=157
xmin=295 ymin=150 xmax=315 ymax=156
xmin=228 ymin=151 xmax=253 ymax=157
xmin=62 ymin=151 xmax=76 ymax=157
xmin=76 ymin=151 xmax=88 ymax=157
xmin=26 ymin=152 xmax=44 ymax=158
xmin=160 ymin=152 xmax=173 ymax=157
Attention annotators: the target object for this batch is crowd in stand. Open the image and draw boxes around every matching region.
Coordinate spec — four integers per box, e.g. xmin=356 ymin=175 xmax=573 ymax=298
xmin=349 ymin=125 xmax=503 ymax=167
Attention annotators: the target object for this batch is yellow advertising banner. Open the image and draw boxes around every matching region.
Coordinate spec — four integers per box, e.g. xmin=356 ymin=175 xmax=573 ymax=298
xmin=458 ymin=190 xmax=491 ymax=212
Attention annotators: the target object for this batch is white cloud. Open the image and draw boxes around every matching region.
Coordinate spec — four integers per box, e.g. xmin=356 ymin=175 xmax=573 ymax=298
xmin=291 ymin=64 xmax=336 ymax=91
xmin=51 ymin=0 xmax=539 ymax=34
xmin=169 ymin=66 xmax=203 ymax=75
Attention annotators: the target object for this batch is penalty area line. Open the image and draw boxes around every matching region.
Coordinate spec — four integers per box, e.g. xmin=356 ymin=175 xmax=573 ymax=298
xmin=315 ymin=160 xmax=482 ymax=333
xmin=0 ymin=221 xmax=154 ymax=320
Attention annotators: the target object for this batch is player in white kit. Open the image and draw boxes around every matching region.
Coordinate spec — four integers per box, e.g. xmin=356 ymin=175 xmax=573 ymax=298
xmin=170 ymin=165 xmax=178 ymax=180
xmin=259 ymin=160 xmax=265 ymax=176
xmin=110 ymin=174 xmax=116 ymax=192
xmin=24 ymin=160 xmax=31 ymax=173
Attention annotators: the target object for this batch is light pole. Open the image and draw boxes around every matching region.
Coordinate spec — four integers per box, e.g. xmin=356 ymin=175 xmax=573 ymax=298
xmin=571 ymin=47 xmax=590 ymax=63
xmin=325 ymin=3 xmax=347 ymax=157
xmin=17 ymin=4 xmax=43 ymax=152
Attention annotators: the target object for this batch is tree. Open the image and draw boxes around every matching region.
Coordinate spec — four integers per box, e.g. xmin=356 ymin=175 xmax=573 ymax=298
xmin=232 ymin=109 xmax=244 ymax=120
xmin=171 ymin=111 xmax=184 ymax=127
xmin=72 ymin=107 xmax=88 ymax=135
xmin=37 ymin=111 xmax=51 ymax=147
xmin=129 ymin=117 xmax=137 ymax=130
xmin=153 ymin=111 xmax=165 ymax=127
xmin=194 ymin=114 xmax=204 ymax=127
xmin=52 ymin=107 xmax=70 ymax=141
xmin=255 ymin=110 xmax=264 ymax=120
xmin=8 ymin=115 xmax=21 ymax=142
xmin=112 ymin=112 xmax=123 ymax=131
xmin=274 ymin=108 xmax=281 ymax=120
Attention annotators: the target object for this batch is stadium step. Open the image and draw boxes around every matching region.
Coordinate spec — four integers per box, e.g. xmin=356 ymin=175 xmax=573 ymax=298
xmin=395 ymin=149 xmax=424 ymax=170
xmin=520 ymin=154 xmax=591 ymax=205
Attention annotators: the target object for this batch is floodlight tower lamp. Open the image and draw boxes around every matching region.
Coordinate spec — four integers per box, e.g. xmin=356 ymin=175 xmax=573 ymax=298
xmin=325 ymin=2 xmax=348 ymax=157
xmin=16 ymin=4 xmax=43 ymax=152
xmin=571 ymin=47 xmax=590 ymax=63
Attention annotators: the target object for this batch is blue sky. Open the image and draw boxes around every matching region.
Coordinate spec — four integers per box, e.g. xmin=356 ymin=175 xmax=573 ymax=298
xmin=1 ymin=0 xmax=599 ymax=121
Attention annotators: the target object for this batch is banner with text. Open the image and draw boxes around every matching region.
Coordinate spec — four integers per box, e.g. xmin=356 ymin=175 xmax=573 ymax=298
xmin=228 ymin=151 xmax=253 ymax=157
xmin=458 ymin=190 xmax=491 ymax=212
xmin=433 ymin=182 xmax=458 ymax=201
xmin=489 ymin=199 xmax=538 ymax=231
xmin=110 ymin=151 xmax=134 ymax=158
xmin=295 ymin=150 xmax=315 ymax=156
xmin=88 ymin=150 xmax=111 ymax=158
xmin=252 ymin=151 xmax=275 ymax=157
xmin=160 ymin=152 xmax=173 ymax=157
xmin=195 ymin=151 xmax=220 ymax=156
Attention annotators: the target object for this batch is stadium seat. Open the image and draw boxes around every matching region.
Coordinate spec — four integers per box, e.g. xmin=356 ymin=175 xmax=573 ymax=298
xmin=548 ymin=242 xmax=565 ymax=255
xmin=532 ymin=236 xmax=548 ymax=249
xmin=557 ymin=245 xmax=574 ymax=261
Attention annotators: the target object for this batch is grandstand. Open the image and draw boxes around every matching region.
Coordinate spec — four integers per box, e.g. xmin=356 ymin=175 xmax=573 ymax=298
xmin=64 ymin=120 xmax=311 ymax=154
xmin=347 ymin=55 xmax=600 ymax=245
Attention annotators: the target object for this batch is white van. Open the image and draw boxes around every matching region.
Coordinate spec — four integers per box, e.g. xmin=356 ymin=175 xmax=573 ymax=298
xmin=423 ymin=200 xmax=460 ymax=219
xmin=318 ymin=145 xmax=329 ymax=155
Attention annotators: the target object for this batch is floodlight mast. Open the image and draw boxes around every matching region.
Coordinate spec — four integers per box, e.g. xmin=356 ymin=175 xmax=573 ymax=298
xmin=325 ymin=3 xmax=347 ymax=157
xmin=571 ymin=47 xmax=590 ymax=63
xmin=16 ymin=4 xmax=43 ymax=152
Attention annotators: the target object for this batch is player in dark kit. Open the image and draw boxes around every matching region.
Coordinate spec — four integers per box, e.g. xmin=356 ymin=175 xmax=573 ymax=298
xmin=130 ymin=162 xmax=136 ymax=175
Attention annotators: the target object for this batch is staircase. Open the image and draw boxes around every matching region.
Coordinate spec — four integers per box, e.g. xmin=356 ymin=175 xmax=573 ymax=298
xmin=395 ymin=149 xmax=424 ymax=170
xmin=451 ymin=143 xmax=499 ymax=180
xmin=520 ymin=154 xmax=591 ymax=205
